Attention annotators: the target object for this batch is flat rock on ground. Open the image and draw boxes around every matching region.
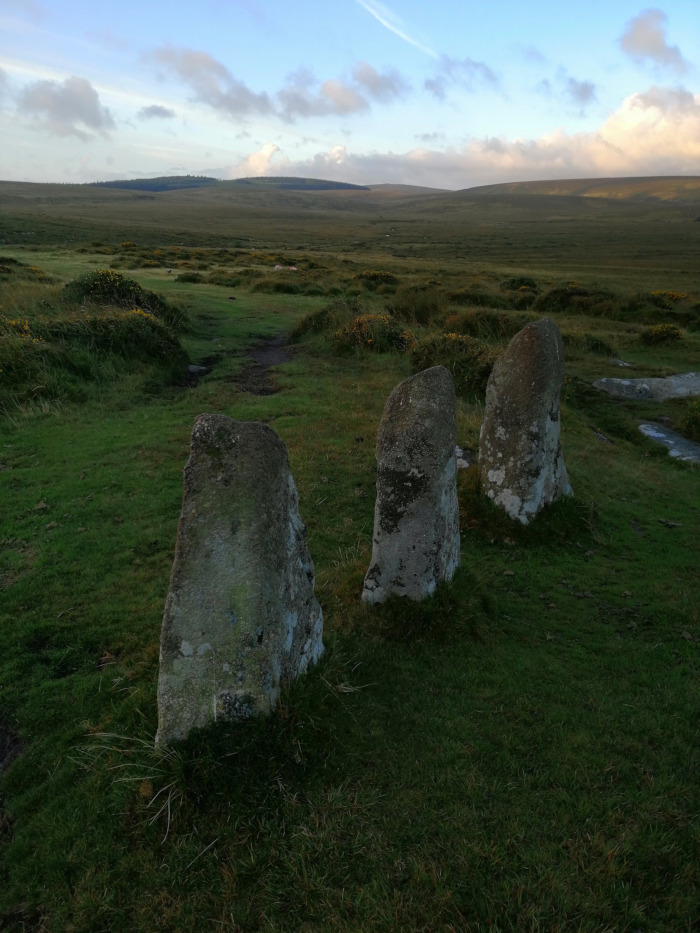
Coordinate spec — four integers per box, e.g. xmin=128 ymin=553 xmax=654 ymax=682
xmin=639 ymin=422 xmax=700 ymax=463
xmin=593 ymin=372 xmax=700 ymax=401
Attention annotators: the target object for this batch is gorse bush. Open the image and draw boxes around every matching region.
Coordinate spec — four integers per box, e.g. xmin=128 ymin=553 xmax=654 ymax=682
xmin=640 ymin=323 xmax=683 ymax=344
xmin=411 ymin=333 xmax=501 ymax=396
xmin=63 ymin=269 xmax=187 ymax=332
xmin=333 ymin=314 xmax=416 ymax=353
xmin=534 ymin=283 xmax=616 ymax=316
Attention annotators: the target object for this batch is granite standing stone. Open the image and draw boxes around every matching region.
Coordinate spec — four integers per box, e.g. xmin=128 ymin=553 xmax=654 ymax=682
xmin=478 ymin=317 xmax=572 ymax=524
xmin=156 ymin=414 xmax=324 ymax=746
xmin=362 ymin=366 xmax=460 ymax=604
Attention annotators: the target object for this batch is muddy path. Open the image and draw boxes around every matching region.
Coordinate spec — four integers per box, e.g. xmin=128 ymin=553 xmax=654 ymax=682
xmin=231 ymin=333 xmax=294 ymax=396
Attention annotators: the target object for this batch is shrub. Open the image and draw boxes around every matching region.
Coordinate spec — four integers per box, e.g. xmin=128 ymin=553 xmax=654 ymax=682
xmin=62 ymin=269 xmax=187 ymax=333
xmin=443 ymin=309 xmax=535 ymax=342
xmin=411 ymin=333 xmax=501 ymax=396
xmin=291 ymin=297 xmax=367 ymax=342
xmin=561 ymin=332 xmax=617 ymax=356
xmin=355 ymin=270 xmax=400 ymax=289
xmin=175 ymin=272 xmax=204 ymax=283
xmin=447 ymin=288 xmax=512 ymax=310
xmin=333 ymin=314 xmax=415 ymax=353
xmin=64 ymin=269 xmax=167 ymax=313
xmin=385 ymin=285 xmax=443 ymax=325
xmin=251 ymin=277 xmax=302 ymax=295
xmin=501 ymin=276 xmax=539 ymax=292
xmin=206 ymin=271 xmax=240 ymax=287
xmin=534 ymin=283 xmax=616 ymax=316
xmin=640 ymin=323 xmax=683 ymax=345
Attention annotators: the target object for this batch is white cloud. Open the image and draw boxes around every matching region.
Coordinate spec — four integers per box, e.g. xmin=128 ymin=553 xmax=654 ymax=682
xmin=620 ymin=9 xmax=690 ymax=74
xmin=354 ymin=0 xmax=437 ymax=58
xmin=228 ymin=142 xmax=281 ymax=176
xmin=18 ymin=75 xmax=115 ymax=139
xmin=151 ymin=47 xmax=408 ymax=123
xmin=223 ymin=85 xmax=700 ymax=188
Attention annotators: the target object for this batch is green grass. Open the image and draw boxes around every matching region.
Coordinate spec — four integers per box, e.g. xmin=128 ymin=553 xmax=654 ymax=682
xmin=1 ymin=197 xmax=699 ymax=931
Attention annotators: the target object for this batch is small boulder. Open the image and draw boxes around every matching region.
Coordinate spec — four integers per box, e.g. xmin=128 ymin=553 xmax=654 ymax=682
xmin=156 ymin=414 xmax=323 ymax=746
xmin=478 ymin=318 xmax=572 ymax=524
xmin=362 ymin=366 xmax=460 ymax=604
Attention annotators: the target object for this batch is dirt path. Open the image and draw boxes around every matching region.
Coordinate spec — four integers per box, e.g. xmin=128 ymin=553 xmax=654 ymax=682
xmin=232 ymin=333 xmax=294 ymax=396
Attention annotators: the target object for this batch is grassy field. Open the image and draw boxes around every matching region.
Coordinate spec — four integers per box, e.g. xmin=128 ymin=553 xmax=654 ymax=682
xmin=0 ymin=179 xmax=699 ymax=931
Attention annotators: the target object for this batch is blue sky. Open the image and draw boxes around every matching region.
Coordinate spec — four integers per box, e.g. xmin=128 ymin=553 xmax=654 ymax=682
xmin=0 ymin=0 xmax=698 ymax=188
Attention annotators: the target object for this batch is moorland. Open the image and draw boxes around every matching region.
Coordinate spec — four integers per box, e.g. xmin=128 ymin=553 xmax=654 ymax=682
xmin=0 ymin=175 xmax=699 ymax=931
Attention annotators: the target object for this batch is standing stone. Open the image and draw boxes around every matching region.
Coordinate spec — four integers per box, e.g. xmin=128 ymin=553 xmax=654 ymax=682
xmin=156 ymin=414 xmax=323 ymax=746
xmin=362 ymin=366 xmax=460 ymax=604
xmin=478 ymin=317 xmax=572 ymax=524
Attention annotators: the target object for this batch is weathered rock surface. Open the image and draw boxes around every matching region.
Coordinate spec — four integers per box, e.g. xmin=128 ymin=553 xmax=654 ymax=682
xmin=156 ymin=414 xmax=323 ymax=746
xmin=593 ymin=372 xmax=700 ymax=401
xmin=479 ymin=317 xmax=572 ymax=524
xmin=362 ymin=366 xmax=460 ymax=604
xmin=639 ymin=422 xmax=700 ymax=463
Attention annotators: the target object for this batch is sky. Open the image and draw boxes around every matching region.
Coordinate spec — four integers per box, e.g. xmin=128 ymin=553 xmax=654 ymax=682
xmin=0 ymin=0 xmax=698 ymax=189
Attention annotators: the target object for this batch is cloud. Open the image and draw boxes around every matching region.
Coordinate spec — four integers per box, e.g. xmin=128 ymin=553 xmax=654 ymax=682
xmin=425 ymin=56 xmax=499 ymax=100
xmin=222 ymin=85 xmax=700 ymax=188
xmin=352 ymin=62 xmax=409 ymax=102
xmin=138 ymin=104 xmax=176 ymax=120
xmin=151 ymin=47 xmax=408 ymax=122
xmin=151 ymin=46 xmax=273 ymax=117
xmin=565 ymin=77 xmax=597 ymax=110
xmin=0 ymin=0 xmax=45 ymax=22
xmin=18 ymin=75 xmax=115 ymax=139
xmin=276 ymin=68 xmax=368 ymax=119
xmin=0 ymin=67 xmax=7 ymax=98
xmin=620 ymin=9 xmax=689 ymax=74
xmin=522 ymin=46 xmax=547 ymax=65
xmin=230 ymin=142 xmax=281 ymax=176
xmin=320 ymin=80 xmax=368 ymax=114
xmin=354 ymin=0 xmax=437 ymax=58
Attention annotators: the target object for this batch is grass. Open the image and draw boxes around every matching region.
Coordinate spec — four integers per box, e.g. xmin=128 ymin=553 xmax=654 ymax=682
xmin=0 ymin=186 xmax=699 ymax=931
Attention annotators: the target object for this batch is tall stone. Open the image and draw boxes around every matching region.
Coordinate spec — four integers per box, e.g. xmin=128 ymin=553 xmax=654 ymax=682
xmin=156 ymin=415 xmax=324 ymax=746
xmin=362 ymin=366 xmax=460 ymax=604
xmin=478 ymin=317 xmax=572 ymax=524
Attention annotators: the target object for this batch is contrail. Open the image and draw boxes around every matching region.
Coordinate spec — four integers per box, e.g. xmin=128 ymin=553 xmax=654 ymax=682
xmin=354 ymin=0 xmax=438 ymax=59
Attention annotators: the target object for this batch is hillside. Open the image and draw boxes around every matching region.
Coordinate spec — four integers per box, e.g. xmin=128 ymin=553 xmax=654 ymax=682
xmin=462 ymin=175 xmax=700 ymax=203
xmin=90 ymin=175 xmax=371 ymax=193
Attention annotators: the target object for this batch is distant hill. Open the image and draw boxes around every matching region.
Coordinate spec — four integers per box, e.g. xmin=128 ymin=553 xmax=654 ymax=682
xmin=91 ymin=175 xmax=220 ymax=192
xmin=228 ymin=177 xmax=370 ymax=191
xmin=90 ymin=175 xmax=371 ymax=193
xmin=462 ymin=176 xmax=700 ymax=203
